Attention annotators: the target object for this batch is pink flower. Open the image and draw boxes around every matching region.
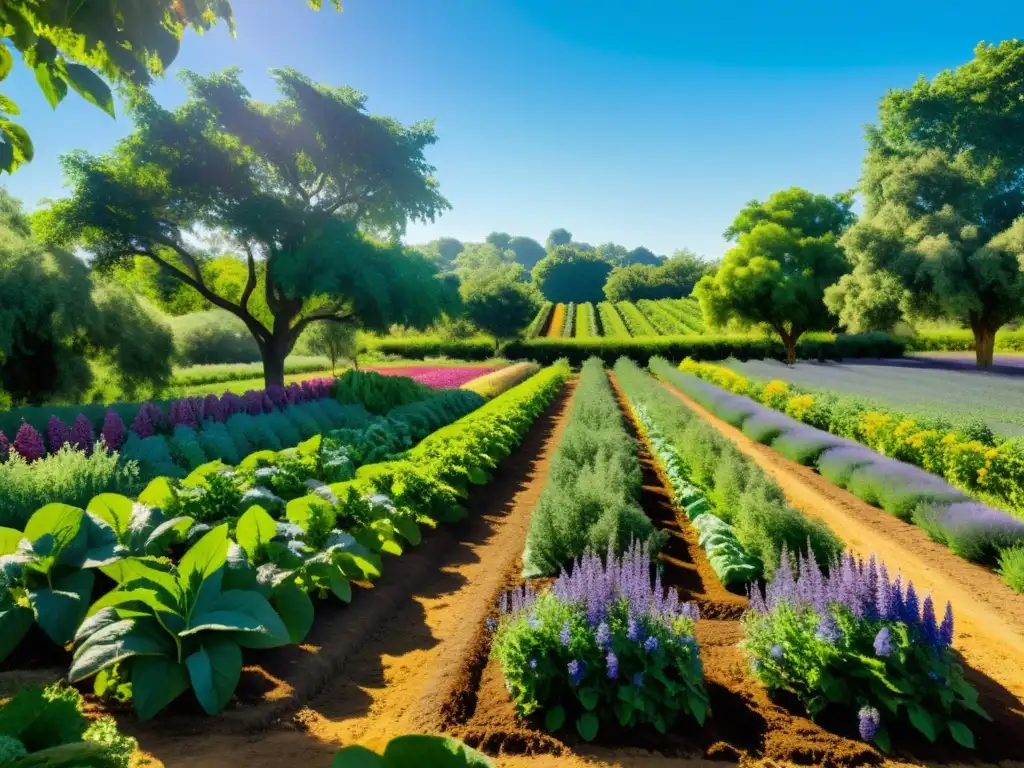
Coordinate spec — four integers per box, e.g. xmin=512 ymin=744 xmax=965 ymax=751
xmin=0 ymin=429 xmax=9 ymax=463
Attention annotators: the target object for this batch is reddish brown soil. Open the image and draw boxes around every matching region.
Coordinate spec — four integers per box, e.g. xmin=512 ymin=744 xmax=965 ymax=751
xmin=121 ymin=378 xmax=579 ymax=767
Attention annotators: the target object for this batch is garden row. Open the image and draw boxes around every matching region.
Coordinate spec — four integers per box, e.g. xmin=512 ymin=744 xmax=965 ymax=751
xmin=528 ymin=298 xmax=706 ymax=341
xmin=370 ymin=331 xmax=906 ymax=365
xmin=0 ymin=362 xmax=569 ymax=724
xmin=480 ymin=357 xmax=988 ymax=756
xmin=656 ymin=360 xmax=1024 ymax=593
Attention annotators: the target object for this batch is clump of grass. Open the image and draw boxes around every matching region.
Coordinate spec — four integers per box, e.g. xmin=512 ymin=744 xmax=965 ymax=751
xmin=998 ymin=545 xmax=1024 ymax=593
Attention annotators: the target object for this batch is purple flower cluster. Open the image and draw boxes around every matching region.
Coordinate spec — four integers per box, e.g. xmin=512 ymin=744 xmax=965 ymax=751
xmin=70 ymin=415 xmax=94 ymax=455
xmin=748 ymin=548 xmax=954 ymax=651
xmin=13 ymin=420 xmax=45 ymax=462
xmin=0 ymin=429 xmax=8 ymax=462
xmin=131 ymin=402 xmax=163 ymax=438
xmin=101 ymin=410 xmax=127 ymax=451
xmin=168 ymin=397 xmax=205 ymax=429
xmin=46 ymin=416 xmax=71 ymax=453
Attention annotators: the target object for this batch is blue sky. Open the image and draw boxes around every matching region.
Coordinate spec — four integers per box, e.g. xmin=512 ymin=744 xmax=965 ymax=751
xmin=2 ymin=1 xmax=1017 ymax=259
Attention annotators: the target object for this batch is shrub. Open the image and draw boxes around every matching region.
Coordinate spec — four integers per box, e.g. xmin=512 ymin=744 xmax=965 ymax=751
xmin=196 ymin=419 xmax=241 ymax=464
xmin=121 ymin=434 xmax=180 ymax=478
xmin=816 ymin=446 xmax=879 ymax=487
xmin=912 ymin=501 xmax=1024 ymax=563
xmin=69 ymin=415 xmax=94 ymax=455
xmin=101 ymin=409 xmax=127 ymax=450
xmin=170 ymin=308 xmax=261 ymax=365
xmin=264 ymin=409 xmax=302 ymax=447
xmin=744 ymin=549 xmax=984 ymax=753
xmin=45 ymin=416 xmax=70 ymax=453
xmin=525 ymin=302 xmax=553 ymax=339
xmin=522 ymin=358 xmax=662 ymax=577
xmin=493 ymin=543 xmax=708 ymax=741
xmin=997 ymin=544 xmax=1024 ymax=593
xmin=0 ymin=446 xmax=142 ymax=528
xmin=772 ymin=427 xmax=851 ymax=466
xmin=333 ymin=369 xmax=431 ymax=415
xmin=461 ymin=362 xmax=540 ymax=398
xmin=0 ymin=429 xmax=8 ymax=462
xmin=13 ymin=421 xmax=45 ymax=462
xmin=169 ymin=425 xmax=208 ymax=470
xmin=845 ymin=460 xmax=968 ymax=520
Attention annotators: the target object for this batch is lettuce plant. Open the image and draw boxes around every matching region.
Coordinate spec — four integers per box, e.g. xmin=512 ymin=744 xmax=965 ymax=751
xmin=70 ymin=524 xmax=291 ymax=719
xmin=743 ymin=548 xmax=988 ymax=751
xmin=332 ymin=735 xmax=492 ymax=767
xmin=493 ymin=542 xmax=709 ymax=741
xmin=85 ymin=493 xmax=194 ymax=581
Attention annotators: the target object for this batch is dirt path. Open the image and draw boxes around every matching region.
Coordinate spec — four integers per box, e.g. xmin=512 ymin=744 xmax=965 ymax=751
xmin=130 ymin=379 xmax=578 ymax=768
xmin=660 ymin=380 xmax=1024 ymax=711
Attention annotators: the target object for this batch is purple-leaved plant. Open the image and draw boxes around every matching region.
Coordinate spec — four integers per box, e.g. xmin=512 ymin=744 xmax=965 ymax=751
xmin=13 ymin=420 xmax=46 ymax=462
xmin=46 ymin=416 xmax=71 ymax=454
xmin=70 ymin=415 xmax=94 ymax=456
xmin=101 ymin=410 xmax=126 ymax=451
xmin=0 ymin=429 xmax=9 ymax=463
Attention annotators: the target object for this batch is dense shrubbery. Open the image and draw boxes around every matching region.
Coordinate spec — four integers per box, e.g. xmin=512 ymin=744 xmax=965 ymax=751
xmin=169 ymin=309 xmax=263 ymax=365
xmin=745 ymin=549 xmax=986 ymax=752
xmin=170 ymin=357 xmax=333 ymax=388
xmin=368 ymin=336 xmax=498 ymax=361
xmin=525 ymin=302 xmax=554 ymax=339
xmin=493 ymin=544 xmax=708 ymax=741
xmin=574 ymin=302 xmax=598 ymax=339
xmin=620 ymin=358 xmax=842 ymax=577
xmin=332 ymin=369 xmax=431 ymax=414
xmin=636 ymin=299 xmax=689 ymax=335
xmin=679 ymin=358 xmax=1024 ymax=522
xmin=904 ymin=328 xmax=1024 ymax=353
xmin=522 ymin=358 xmax=662 ymax=577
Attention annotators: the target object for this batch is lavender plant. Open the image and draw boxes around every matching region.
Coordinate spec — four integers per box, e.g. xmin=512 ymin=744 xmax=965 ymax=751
xmin=493 ymin=542 xmax=709 ymax=741
xmin=743 ymin=549 xmax=989 ymax=752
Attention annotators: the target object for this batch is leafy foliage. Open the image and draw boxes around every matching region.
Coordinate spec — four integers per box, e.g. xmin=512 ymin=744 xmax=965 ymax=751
xmin=332 ymin=734 xmax=492 ymax=767
xmin=333 ymin=369 xmax=431 ymax=415
xmin=460 ymin=263 xmax=542 ymax=344
xmin=533 ymin=247 xmax=613 ymax=303
xmin=603 ymin=250 xmax=712 ymax=303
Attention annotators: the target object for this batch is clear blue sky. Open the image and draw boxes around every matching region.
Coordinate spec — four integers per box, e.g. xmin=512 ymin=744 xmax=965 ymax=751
xmin=2 ymin=1 xmax=1018 ymax=260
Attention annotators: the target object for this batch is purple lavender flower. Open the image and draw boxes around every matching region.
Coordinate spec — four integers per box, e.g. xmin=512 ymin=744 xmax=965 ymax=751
xmin=567 ymin=659 xmax=585 ymax=686
xmin=631 ymin=671 xmax=644 ymax=687
xmin=46 ymin=416 xmax=70 ymax=454
xmin=902 ymin=583 xmax=920 ymax=624
xmin=644 ymin=635 xmax=659 ymax=653
xmin=13 ymin=421 xmax=45 ymax=462
xmin=243 ymin=390 xmax=264 ymax=416
xmin=267 ymin=385 xmax=288 ymax=408
xmin=606 ymin=651 xmax=619 ymax=680
xmin=873 ymin=627 xmax=893 ymax=657
xmin=814 ymin=612 xmax=842 ymax=644
xmin=559 ymin=621 xmax=572 ymax=646
xmin=0 ymin=429 xmax=8 ymax=463
xmin=627 ymin=618 xmax=641 ymax=642
xmin=858 ymin=706 xmax=881 ymax=742
xmin=595 ymin=621 xmax=611 ymax=649
xmin=70 ymin=415 xmax=94 ymax=455
xmin=920 ymin=596 xmax=940 ymax=649
xmin=131 ymin=403 xmax=158 ymax=438
xmin=100 ymin=410 xmax=126 ymax=451
xmin=769 ymin=644 xmax=785 ymax=662
xmin=939 ymin=602 xmax=954 ymax=647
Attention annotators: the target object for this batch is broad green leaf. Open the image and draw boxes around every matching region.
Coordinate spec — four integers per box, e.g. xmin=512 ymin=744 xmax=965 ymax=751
xmin=145 ymin=516 xmax=194 ymax=554
xmin=86 ymin=494 xmax=134 ymax=536
xmin=688 ymin=692 xmax=708 ymax=725
xmin=181 ymin=609 xmax=267 ymax=636
xmin=874 ymin=725 xmax=891 ymax=753
xmin=331 ymin=745 xmax=384 ymax=768
xmin=88 ymin=578 xmax=179 ymax=620
xmin=947 ymin=720 xmax=975 ymax=749
xmin=0 ymin=607 xmax=33 ymax=663
xmin=178 ymin=524 xmax=229 ymax=586
xmin=186 ymin=637 xmax=242 ymax=715
xmin=183 ymin=460 xmax=227 ymax=488
xmin=578 ymin=687 xmax=599 ymax=712
xmin=907 ymin=702 xmax=937 ymax=743
xmin=24 ymin=503 xmax=83 ymax=553
xmin=0 ymin=685 xmax=45 ymax=738
xmin=272 ymin=582 xmax=314 ymax=643
xmin=286 ymin=495 xmax=333 ymax=533
xmin=132 ymin=656 xmax=190 ymax=721
xmin=576 ymin=711 xmax=599 ymax=742
xmin=0 ymin=46 xmax=12 ymax=80
xmin=29 ymin=569 xmax=94 ymax=645
xmin=390 ymin=517 xmax=421 ymax=546
xmin=58 ymin=62 xmax=115 ymax=118
xmin=380 ymin=735 xmax=493 ymax=767
xmin=328 ymin=569 xmax=352 ymax=602
xmin=70 ymin=617 xmax=172 ymax=682
xmin=235 ymin=505 xmax=277 ymax=559
xmin=33 ymin=62 xmax=67 ymax=108
xmin=100 ymin=557 xmax=178 ymax=592
xmin=0 ymin=527 xmax=23 ymax=555
xmin=335 ymin=551 xmax=382 ymax=581
xmin=138 ymin=477 xmax=174 ymax=508
xmin=205 ymin=589 xmax=290 ymax=649
xmin=544 ymin=705 xmax=565 ymax=732
xmin=239 ymin=450 xmax=278 ymax=470
xmin=0 ymin=120 xmax=32 ymax=167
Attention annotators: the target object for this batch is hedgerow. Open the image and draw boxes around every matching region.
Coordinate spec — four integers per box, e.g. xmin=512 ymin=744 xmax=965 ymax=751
xmin=596 ymin=302 xmax=630 ymax=338
xmin=461 ymin=362 xmax=540 ymax=398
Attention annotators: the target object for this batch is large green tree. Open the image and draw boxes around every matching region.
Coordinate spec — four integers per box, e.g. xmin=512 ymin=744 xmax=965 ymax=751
xmin=0 ymin=1 xmax=340 ymax=173
xmin=623 ymin=246 xmax=662 ymax=266
xmin=546 ymin=228 xmax=572 ymax=250
xmin=532 ymin=245 xmax=612 ymax=303
xmin=695 ymin=188 xmax=855 ymax=362
xmin=37 ymin=67 xmax=450 ymax=387
xmin=604 ymin=248 xmax=711 ymax=302
xmin=505 ymin=236 xmax=547 ymax=270
xmin=460 ymin=263 xmax=541 ymax=350
xmin=830 ymin=41 xmax=1024 ymax=368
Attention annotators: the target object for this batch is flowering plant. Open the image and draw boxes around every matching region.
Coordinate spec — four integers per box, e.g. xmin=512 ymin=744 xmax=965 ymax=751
xmin=492 ymin=543 xmax=709 ymax=741
xmin=742 ymin=548 xmax=989 ymax=752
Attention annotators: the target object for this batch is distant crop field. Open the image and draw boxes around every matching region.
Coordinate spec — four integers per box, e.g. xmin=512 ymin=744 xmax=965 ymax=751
xmin=726 ymin=359 xmax=1024 ymax=437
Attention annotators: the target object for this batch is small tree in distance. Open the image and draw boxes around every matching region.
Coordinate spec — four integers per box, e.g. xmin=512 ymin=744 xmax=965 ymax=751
xmin=304 ymin=323 xmax=360 ymax=374
xmin=460 ymin=264 xmax=542 ymax=352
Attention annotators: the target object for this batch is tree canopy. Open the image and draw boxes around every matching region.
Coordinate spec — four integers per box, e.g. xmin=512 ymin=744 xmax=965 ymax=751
xmin=623 ymin=246 xmax=662 ymax=266
xmin=460 ymin=263 xmax=541 ymax=348
xmin=0 ymin=1 xmax=341 ymax=174
xmin=604 ymin=248 xmax=712 ymax=302
xmin=37 ymin=66 xmax=450 ymax=386
xmin=505 ymin=236 xmax=547 ymax=270
xmin=830 ymin=41 xmax=1024 ymax=368
xmin=695 ymin=188 xmax=854 ymax=362
xmin=546 ymin=228 xmax=572 ymax=250
xmin=532 ymin=245 xmax=612 ymax=303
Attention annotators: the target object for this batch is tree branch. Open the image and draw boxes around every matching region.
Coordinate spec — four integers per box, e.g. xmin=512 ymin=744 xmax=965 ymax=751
xmin=289 ymin=307 xmax=354 ymax=342
xmin=240 ymin=240 xmax=259 ymax=314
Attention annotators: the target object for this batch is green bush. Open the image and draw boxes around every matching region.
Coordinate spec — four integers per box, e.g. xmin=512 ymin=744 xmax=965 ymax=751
xmin=522 ymin=358 xmax=662 ymax=577
xmin=169 ymin=425 xmax=208 ymax=470
xmin=170 ymin=309 xmax=262 ymax=365
xmin=366 ymin=336 xmax=497 ymax=360
xmin=121 ymin=433 xmax=181 ymax=478
xmin=997 ymin=545 xmax=1024 ymax=593
xmin=196 ymin=420 xmax=242 ymax=464
xmin=333 ymin=369 xmax=431 ymax=415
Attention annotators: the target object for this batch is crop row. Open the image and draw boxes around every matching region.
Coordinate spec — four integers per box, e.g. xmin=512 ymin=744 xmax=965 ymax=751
xmin=654 ymin=360 xmax=1024 ymax=592
xmin=596 ymin=301 xmax=631 ymax=338
xmin=563 ymin=302 xmax=576 ymax=337
xmin=461 ymin=362 xmax=541 ymax=398
xmin=616 ymin=302 xmax=659 ymax=336
xmin=525 ymin=302 xmax=553 ymax=339
xmin=0 ymin=363 xmax=566 ymax=721
xmin=574 ymin=302 xmax=599 ymax=338
xmin=635 ymin=299 xmax=690 ymax=335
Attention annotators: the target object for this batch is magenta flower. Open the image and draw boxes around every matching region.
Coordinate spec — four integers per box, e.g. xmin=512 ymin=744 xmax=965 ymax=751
xmin=13 ymin=421 xmax=46 ymax=462
xmin=46 ymin=416 xmax=70 ymax=454
xmin=101 ymin=410 xmax=127 ymax=451
xmin=70 ymin=415 xmax=95 ymax=455
xmin=0 ymin=429 xmax=9 ymax=463
xmin=363 ymin=366 xmax=499 ymax=389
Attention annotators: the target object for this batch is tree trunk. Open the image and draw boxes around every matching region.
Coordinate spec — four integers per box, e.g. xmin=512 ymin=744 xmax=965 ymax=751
xmin=261 ymin=338 xmax=289 ymax=388
xmin=778 ymin=328 xmax=799 ymax=364
xmin=971 ymin=320 xmax=997 ymax=370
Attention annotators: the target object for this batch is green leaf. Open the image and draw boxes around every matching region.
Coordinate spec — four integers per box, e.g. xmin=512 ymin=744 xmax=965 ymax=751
xmin=235 ymin=505 xmax=277 ymax=559
xmin=33 ymin=61 xmax=67 ymax=108
xmin=0 ymin=46 xmax=12 ymax=80
xmin=186 ymin=637 xmax=243 ymax=715
xmin=874 ymin=725 xmax=891 ymax=753
xmin=688 ymin=692 xmax=708 ymax=725
xmin=544 ymin=704 xmax=565 ymax=732
xmin=0 ymin=685 xmax=45 ymax=738
xmin=86 ymin=494 xmax=135 ymax=537
xmin=132 ymin=656 xmax=190 ymax=721
xmin=0 ymin=119 xmax=32 ymax=168
xmin=0 ymin=526 xmax=23 ymax=555
xmin=328 ymin=569 xmax=352 ymax=602
xmin=576 ymin=711 xmax=599 ymax=742
xmin=380 ymin=735 xmax=493 ymax=767
xmin=331 ymin=745 xmax=384 ymax=768
xmin=29 ymin=569 xmax=94 ymax=645
xmin=24 ymin=503 xmax=84 ymax=552
xmin=70 ymin=617 xmax=172 ymax=682
xmin=202 ymin=589 xmax=290 ymax=649
xmin=0 ymin=607 xmax=33 ymax=664
xmin=390 ymin=517 xmax=421 ymax=546
xmin=947 ymin=720 xmax=975 ymax=749
xmin=145 ymin=516 xmax=194 ymax=554
xmin=138 ymin=477 xmax=174 ymax=508
xmin=178 ymin=523 xmax=229 ymax=586
xmin=907 ymin=702 xmax=937 ymax=743
xmin=0 ymin=95 xmax=18 ymax=116
xmin=614 ymin=698 xmax=634 ymax=727
xmin=578 ymin=687 xmax=599 ymax=712
xmin=271 ymin=582 xmax=314 ymax=643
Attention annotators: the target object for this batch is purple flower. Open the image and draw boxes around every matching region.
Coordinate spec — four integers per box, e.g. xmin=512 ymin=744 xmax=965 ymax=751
xmin=644 ymin=635 xmax=659 ymax=653
xmin=814 ymin=612 xmax=842 ymax=644
xmin=858 ymin=705 xmax=881 ymax=742
xmin=559 ymin=621 xmax=571 ymax=646
xmin=131 ymin=403 xmax=161 ymax=438
xmin=769 ymin=644 xmax=785 ymax=662
xmin=567 ymin=659 xmax=585 ymax=686
xmin=70 ymin=415 xmax=94 ymax=455
xmin=595 ymin=621 xmax=611 ymax=649
xmin=920 ymin=596 xmax=940 ymax=649
xmin=902 ymin=583 xmax=920 ymax=624
xmin=606 ymin=651 xmax=618 ymax=680
xmin=13 ymin=421 xmax=45 ymax=462
xmin=46 ymin=416 xmax=70 ymax=454
xmin=627 ymin=618 xmax=641 ymax=642
xmin=631 ymin=671 xmax=644 ymax=688
xmin=939 ymin=602 xmax=954 ymax=647
xmin=100 ymin=410 xmax=126 ymax=451
xmin=873 ymin=626 xmax=894 ymax=657
xmin=528 ymin=656 xmax=538 ymax=670
xmin=0 ymin=429 xmax=8 ymax=463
